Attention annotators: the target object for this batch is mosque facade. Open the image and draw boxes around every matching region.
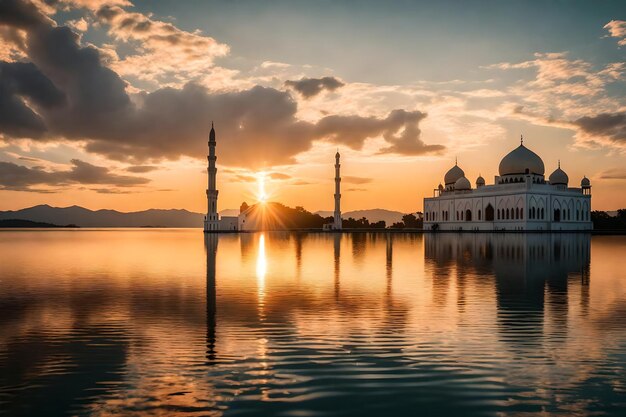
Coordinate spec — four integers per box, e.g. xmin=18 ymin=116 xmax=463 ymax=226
xmin=423 ymin=138 xmax=592 ymax=231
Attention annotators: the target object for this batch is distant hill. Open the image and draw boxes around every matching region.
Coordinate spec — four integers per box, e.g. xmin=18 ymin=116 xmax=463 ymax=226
xmin=0 ymin=205 xmax=414 ymax=228
xmin=315 ymin=209 xmax=408 ymax=225
xmin=219 ymin=208 xmax=240 ymax=217
xmin=0 ymin=219 xmax=78 ymax=228
xmin=0 ymin=205 xmax=204 ymax=228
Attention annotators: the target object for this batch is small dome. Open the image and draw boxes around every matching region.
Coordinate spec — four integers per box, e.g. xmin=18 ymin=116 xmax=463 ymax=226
xmin=549 ymin=164 xmax=568 ymax=185
xmin=499 ymin=143 xmax=545 ymax=176
xmin=454 ymin=176 xmax=471 ymax=191
xmin=335 ymin=151 xmax=340 ymax=158
xmin=581 ymin=176 xmax=590 ymax=187
xmin=445 ymin=164 xmax=465 ymax=185
xmin=438 ymin=183 xmax=444 ymax=191
xmin=476 ymin=175 xmax=485 ymax=186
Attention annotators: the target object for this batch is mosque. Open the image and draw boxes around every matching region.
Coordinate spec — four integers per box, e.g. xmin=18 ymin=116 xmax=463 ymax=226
xmin=423 ymin=137 xmax=592 ymax=231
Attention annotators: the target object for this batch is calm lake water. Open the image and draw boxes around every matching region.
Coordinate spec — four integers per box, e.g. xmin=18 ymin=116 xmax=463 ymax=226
xmin=1 ymin=230 xmax=625 ymax=416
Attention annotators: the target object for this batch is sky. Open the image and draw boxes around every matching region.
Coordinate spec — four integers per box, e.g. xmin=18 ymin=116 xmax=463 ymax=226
xmin=0 ymin=0 xmax=625 ymax=213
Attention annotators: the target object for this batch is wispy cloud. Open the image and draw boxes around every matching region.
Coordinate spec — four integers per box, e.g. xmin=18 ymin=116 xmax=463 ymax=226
xmin=0 ymin=159 xmax=149 ymax=192
xmin=604 ymin=20 xmax=626 ymax=46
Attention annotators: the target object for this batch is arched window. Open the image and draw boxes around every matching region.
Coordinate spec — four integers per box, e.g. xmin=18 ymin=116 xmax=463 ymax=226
xmin=554 ymin=208 xmax=561 ymax=222
xmin=520 ymin=209 xmax=523 ymax=220
xmin=506 ymin=208 xmax=510 ymax=219
xmin=541 ymin=207 xmax=544 ymax=219
xmin=461 ymin=211 xmax=464 ymax=220
xmin=426 ymin=212 xmax=429 ymax=221
xmin=478 ymin=209 xmax=482 ymax=220
xmin=465 ymin=209 xmax=472 ymax=221
xmin=486 ymin=204 xmax=494 ymax=221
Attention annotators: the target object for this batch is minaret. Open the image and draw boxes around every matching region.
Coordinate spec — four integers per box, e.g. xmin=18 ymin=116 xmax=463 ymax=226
xmin=333 ymin=151 xmax=342 ymax=230
xmin=204 ymin=122 xmax=219 ymax=232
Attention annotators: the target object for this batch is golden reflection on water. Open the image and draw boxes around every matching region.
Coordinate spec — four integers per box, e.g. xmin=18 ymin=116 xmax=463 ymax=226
xmin=0 ymin=230 xmax=625 ymax=416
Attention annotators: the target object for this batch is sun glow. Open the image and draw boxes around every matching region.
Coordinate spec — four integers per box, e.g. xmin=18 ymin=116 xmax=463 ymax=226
xmin=257 ymin=172 xmax=268 ymax=203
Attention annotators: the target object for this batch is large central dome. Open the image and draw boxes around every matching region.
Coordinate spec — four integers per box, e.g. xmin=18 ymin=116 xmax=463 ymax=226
xmin=444 ymin=164 xmax=465 ymax=185
xmin=498 ymin=143 xmax=545 ymax=176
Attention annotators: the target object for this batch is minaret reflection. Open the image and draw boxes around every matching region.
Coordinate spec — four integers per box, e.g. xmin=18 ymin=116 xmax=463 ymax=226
xmin=425 ymin=233 xmax=591 ymax=347
xmin=256 ymin=233 xmax=268 ymax=325
xmin=204 ymin=233 xmax=218 ymax=364
xmin=333 ymin=233 xmax=341 ymax=300
xmin=385 ymin=234 xmax=393 ymax=297
xmin=294 ymin=233 xmax=304 ymax=281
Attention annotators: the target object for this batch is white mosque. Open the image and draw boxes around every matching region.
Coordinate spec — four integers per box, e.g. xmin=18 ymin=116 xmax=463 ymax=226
xmin=423 ymin=137 xmax=592 ymax=231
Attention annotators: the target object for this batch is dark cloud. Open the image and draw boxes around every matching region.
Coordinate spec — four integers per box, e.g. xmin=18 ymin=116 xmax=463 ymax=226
xmin=343 ymin=176 xmax=372 ymax=184
xmin=574 ymin=112 xmax=626 ymax=144
xmin=316 ymin=109 xmax=443 ymax=156
xmin=377 ymin=110 xmax=445 ymax=155
xmin=0 ymin=0 xmax=49 ymax=29
xmin=0 ymin=0 xmax=444 ymax=169
xmin=285 ymin=76 xmax=344 ymax=98
xmin=0 ymin=159 xmax=149 ymax=191
xmin=0 ymin=61 xmax=65 ymax=137
xmin=125 ymin=165 xmax=158 ymax=173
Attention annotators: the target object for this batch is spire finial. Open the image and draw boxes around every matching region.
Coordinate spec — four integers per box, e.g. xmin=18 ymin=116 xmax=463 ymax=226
xmin=455 ymin=156 xmax=458 ymax=166
xmin=520 ymin=134 xmax=523 ymax=145
xmin=211 ymin=121 xmax=214 ymax=129
xmin=558 ymin=159 xmax=560 ymax=169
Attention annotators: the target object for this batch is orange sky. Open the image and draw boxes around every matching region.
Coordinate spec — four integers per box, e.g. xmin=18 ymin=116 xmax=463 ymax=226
xmin=1 ymin=1 xmax=625 ymax=213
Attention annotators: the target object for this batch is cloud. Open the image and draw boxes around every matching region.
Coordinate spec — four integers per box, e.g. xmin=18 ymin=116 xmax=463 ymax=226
xmin=573 ymin=112 xmax=626 ymax=146
xmin=125 ymin=164 xmax=157 ymax=173
xmin=0 ymin=0 xmax=444 ymax=170
xmin=285 ymin=76 xmax=344 ymax=98
xmin=0 ymin=158 xmax=149 ymax=191
xmin=345 ymin=187 xmax=367 ymax=192
xmin=67 ymin=17 xmax=89 ymax=32
xmin=0 ymin=61 xmax=66 ymax=137
xmin=343 ymin=176 xmax=372 ymax=184
xmin=93 ymin=4 xmax=229 ymax=84
xmin=604 ymin=20 xmax=626 ymax=46
xmin=232 ymin=174 xmax=256 ymax=183
xmin=599 ymin=168 xmax=626 ymax=180
xmin=268 ymin=172 xmax=291 ymax=180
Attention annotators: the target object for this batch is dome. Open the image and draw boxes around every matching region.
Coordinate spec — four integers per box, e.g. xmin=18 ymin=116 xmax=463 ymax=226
xmin=581 ymin=176 xmax=590 ymax=187
xmin=444 ymin=164 xmax=465 ymax=185
xmin=454 ymin=176 xmax=471 ymax=191
xmin=498 ymin=143 xmax=545 ymax=176
xmin=438 ymin=183 xmax=444 ymax=191
xmin=476 ymin=175 xmax=485 ymax=186
xmin=549 ymin=164 xmax=568 ymax=185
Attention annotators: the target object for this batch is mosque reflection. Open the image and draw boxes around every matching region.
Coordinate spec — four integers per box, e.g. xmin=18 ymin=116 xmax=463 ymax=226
xmin=425 ymin=233 xmax=591 ymax=344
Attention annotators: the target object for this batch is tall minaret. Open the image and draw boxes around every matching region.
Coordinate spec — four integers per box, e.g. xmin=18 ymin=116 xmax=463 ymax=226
xmin=204 ymin=122 xmax=219 ymax=232
xmin=333 ymin=151 xmax=342 ymax=230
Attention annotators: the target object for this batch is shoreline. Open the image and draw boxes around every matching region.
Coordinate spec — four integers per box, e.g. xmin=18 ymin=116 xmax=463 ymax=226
xmin=2 ymin=227 xmax=625 ymax=235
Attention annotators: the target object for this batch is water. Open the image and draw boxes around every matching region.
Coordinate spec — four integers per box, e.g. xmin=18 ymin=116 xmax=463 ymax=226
xmin=0 ymin=230 xmax=625 ymax=416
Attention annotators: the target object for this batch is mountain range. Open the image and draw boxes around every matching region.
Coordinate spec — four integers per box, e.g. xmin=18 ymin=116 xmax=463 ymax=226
xmin=0 ymin=205 xmax=409 ymax=227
